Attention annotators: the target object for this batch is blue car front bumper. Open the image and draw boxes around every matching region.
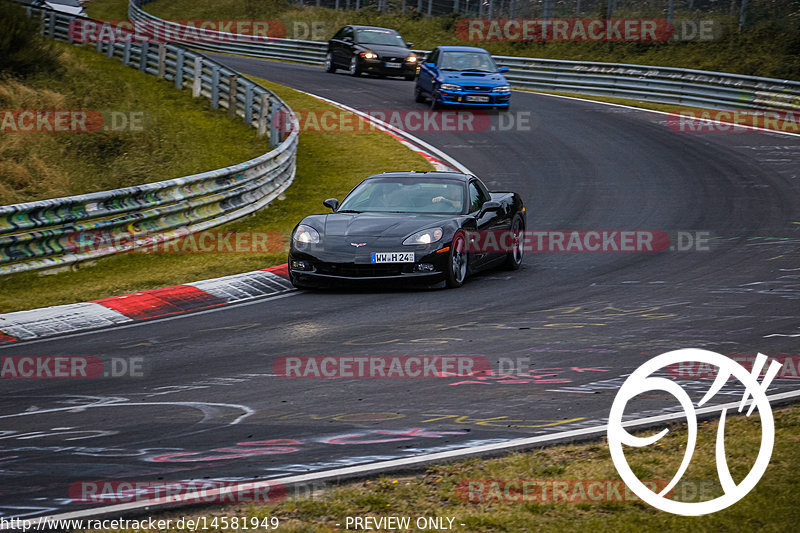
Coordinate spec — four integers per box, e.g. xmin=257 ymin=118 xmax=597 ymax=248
xmin=437 ymin=89 xmax=511 ymax=107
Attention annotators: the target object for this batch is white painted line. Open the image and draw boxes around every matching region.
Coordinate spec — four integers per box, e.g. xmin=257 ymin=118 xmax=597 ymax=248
xmin=523 ymin=90 xmax=800 ymax=138
xmin=25 ymin=388 xmax=800 ymax=525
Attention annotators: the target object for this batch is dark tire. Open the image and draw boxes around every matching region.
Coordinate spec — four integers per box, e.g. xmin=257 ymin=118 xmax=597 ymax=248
xmin=503 ymin=215 xmax=524 ymax=270
xmin=414 ymin=86 xmax=426 ymax=103
xmin=430 ymin=91 xmax=440 ymax=110
xmin=348 ymin=56 xmax=361 ymax=77
xmin=445 ymin=232 xmax=468 ymax=288
xmin=325 ymin=52 xmax=336 ymax=73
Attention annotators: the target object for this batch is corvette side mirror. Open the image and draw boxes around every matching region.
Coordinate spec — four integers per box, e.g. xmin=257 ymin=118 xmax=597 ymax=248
xmin=498 ymin=66 xmax=509 ymax=73
xmin=479 ymin=200 xmax=502 ymax=215
xmin=323 ymin=198 xmax=339 ymax=211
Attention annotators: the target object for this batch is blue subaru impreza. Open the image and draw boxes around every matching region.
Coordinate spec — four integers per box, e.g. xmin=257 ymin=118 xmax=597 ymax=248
xmin=414 ymin=46 xmax=511 ymax=110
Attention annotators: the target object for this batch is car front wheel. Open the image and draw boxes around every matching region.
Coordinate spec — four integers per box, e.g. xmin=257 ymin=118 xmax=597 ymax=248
xmin=445 ymin=232 xmax=468 ymax=288
xmin=348 ymin=56 xmax=361 ymax=77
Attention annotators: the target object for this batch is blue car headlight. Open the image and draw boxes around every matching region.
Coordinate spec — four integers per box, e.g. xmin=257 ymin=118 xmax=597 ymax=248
xmin=293 ymin=224 xmax=320 ymax=244
xmin=440 ymin=83 xmax=461 ymax=92
xmin=492 ymin=85 xmax=511 ymax=92
xmin=403 ymin=227 xmax=443 ymax=245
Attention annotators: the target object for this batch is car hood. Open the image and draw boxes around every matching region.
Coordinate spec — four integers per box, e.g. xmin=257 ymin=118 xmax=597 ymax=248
xmin=440 ymin=71 xmax=507 ymax=86
xmin=322 ymin=212 xmax=449 ymax=238
xmin=360 ymin=44 xmax=412 ymax=57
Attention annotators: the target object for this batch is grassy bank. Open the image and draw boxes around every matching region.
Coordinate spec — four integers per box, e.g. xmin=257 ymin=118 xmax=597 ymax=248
xmin=75 ymin=402 xmax=800 ymax=532
xmin=0 ymin=75 xmax=432 ymax=313
xmin=0 ymin=41 xmax=268 ymax=204
xmin=85 ymin=0 xmax=800 ymax=80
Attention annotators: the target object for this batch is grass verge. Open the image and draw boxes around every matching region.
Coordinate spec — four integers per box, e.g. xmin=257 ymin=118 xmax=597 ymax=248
xmin=75 ymin=402 xmax=800 ymax=532
xmin=0 ymin=41 xmax=267 ymax=204
xmin=0 ymin=75 xmax=432 ymax=312
xmin=86 ymin=0 xmax=800 ymax=80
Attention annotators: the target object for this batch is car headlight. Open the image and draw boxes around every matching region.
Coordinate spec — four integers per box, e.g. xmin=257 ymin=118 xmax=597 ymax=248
xmin=403 ymin=227 xmax=443 ymax=245
xmin=493 ymin=85 xmax=511 ymax=92
xmin=440 ymin=83 xmax=460 ymax=92
xmin=293 ymin=224 xmax=320 ymax=244
xmin=406 ymin=55 xmax=417 ymax=63
xmin=362 ymin=51 xmax=378 ymax=60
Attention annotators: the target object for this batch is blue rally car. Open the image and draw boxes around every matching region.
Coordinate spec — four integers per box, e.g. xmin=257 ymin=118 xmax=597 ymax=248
xmin=414 ymin=46 xmax=511 ymax=110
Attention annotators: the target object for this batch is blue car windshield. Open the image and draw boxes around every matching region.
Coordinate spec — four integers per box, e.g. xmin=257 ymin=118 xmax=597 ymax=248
xmin=338 ymin=178 xmax=465 ymax=214
xmin=356 ymin=29 xmax=407 ymax=47
xmin=439 ymin=52 xmax=497 ymax=73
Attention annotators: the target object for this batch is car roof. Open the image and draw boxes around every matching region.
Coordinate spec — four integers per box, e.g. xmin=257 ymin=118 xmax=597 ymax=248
xmin=350 ymin=25 xmax=401 ymax=32
xmin=436 ymin=46 xmax=490 ymax=53
xmin=367 ymin=171 xmax=473 ymax=182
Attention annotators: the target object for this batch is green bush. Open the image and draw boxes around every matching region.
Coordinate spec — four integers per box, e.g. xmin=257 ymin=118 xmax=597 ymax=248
xmin=0 ymin=0 xmax=63 ymax=78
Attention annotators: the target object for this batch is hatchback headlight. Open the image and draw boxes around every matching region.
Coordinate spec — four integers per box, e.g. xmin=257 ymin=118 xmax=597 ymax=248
xmin=406 ymin=55 xmax=418 ymax=63
xmin=440 ymin=83 xmax=460 ymax=92
xmin=493 ymin=85 xmax=511 ymax=92
xmin=293 ymin=224 xmax=320 ymax=244
xmin=403 ymin=227 xmax=443 ymax=245
xmin=362 ymin=51 xmax=378 ymax=60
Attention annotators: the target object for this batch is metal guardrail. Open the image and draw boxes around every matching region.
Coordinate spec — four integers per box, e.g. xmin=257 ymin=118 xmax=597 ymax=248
xmin=130 ymin=0 xmax=800 ymax=112
xmin=0 ymin=4 xmax=300 ymax=276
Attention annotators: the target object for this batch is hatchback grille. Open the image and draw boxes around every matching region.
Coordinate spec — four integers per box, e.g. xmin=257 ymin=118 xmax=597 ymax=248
xmin=463 ymin=86 xmax=490 ymax=92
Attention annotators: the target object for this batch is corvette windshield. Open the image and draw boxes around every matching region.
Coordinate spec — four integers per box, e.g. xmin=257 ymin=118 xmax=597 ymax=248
xmin=439 ymin=52 xmax=498 ymax=73
xmin=338 ymin=178 xmax=465 ymax=214
xmin=355 ymin=29 xmax=406 ymax=47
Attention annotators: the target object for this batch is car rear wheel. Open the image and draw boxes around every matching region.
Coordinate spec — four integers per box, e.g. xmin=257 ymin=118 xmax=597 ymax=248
xmin=446 ymin=232 xmax=468 ymax=288
xmin=348 ymin=56 xmax=361 ymax=77
xmin=414 ymin=86 xmax=426 ymax=103
xmin=503 ymin=215 xmax=524 ymax=270
xmin=325 ymin=53 xmax=336 ymax=73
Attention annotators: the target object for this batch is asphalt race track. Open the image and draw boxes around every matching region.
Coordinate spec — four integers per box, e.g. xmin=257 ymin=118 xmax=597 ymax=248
xmin=1 ymin=55 xmax=799 ymax=520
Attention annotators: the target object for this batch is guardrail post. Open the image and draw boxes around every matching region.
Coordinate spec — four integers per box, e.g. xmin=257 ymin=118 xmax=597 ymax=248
xmin=106 ymin=41 xmax=115 ymax=58
xmin=192 ymin=57 xmax=203 ymax=97
xmin=157 ymin=43 xmax=166 ymax=78
xmin=96 ymin=36 xmax=104 ymax=53
xmin=122 ymin=41 xmax=131 ymax=65
xmin=47 ymin=12 xmax=55 ymax=37
xmin=257 ymin=93 xmax=269 ymax=136
xmin=139 ymin=42 xmax=149 ymax=73
xmin=269 ymin=98 xmax=279 ymax=147
xmin=227 ymin=74 xmax=238 ymax=119
xmin=210 ymin=66 xmax=220 ymax=109
xmin=175 ymin=48 xmax=185 ymax=89
xmin=245 ymin=85 xmax=254 ymax=125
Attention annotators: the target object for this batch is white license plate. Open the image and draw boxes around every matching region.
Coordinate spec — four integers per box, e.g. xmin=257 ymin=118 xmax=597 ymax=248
xmin=466 ymin=95 xmax=490 ymax=103
xmin=385 ymin=62 xmax=401 ymax=68
xmin=371 ymin=251 xmax=415 ymax=263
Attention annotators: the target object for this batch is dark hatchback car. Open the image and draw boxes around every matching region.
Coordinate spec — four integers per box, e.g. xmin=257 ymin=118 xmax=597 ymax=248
xmin=288 ymin=171 xmax=526 ymax=289
xmin=326 ymin=25 xmax=419 ymax=79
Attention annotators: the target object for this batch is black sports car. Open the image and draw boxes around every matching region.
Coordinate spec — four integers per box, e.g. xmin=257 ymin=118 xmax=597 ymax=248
xmin=326 ymin=25 xmax=419 ymax=80
xmin=288 ymin=171 xmax=525 ymax=289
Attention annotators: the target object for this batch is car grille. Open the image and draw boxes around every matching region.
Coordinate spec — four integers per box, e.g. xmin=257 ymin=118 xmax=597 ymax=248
xmin=315 ymin=263 xmax=412 ymax=277
xmin=463 ymin=86 xmax=491 ymax=92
